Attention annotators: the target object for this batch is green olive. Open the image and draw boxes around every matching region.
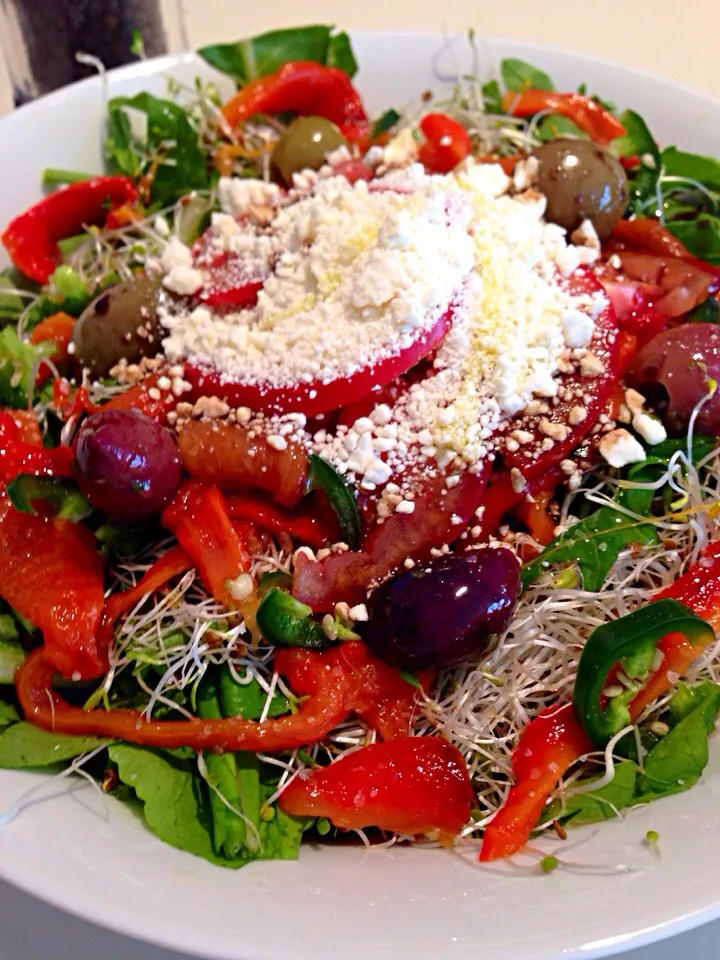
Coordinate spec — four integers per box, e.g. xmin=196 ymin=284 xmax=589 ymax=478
xmin=72 ymin=272 xmax=163 ymax=379
xmin=271 ymin=116 xmax=348 ymax=186
xmin=531 ymin=138 xmax=629 ymax=240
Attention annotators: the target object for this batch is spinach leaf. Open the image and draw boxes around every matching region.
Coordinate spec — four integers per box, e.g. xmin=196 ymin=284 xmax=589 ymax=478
xmin=0 ymin=327 xmax=53 ymax=407
xmin=614 ymin=110 xmax=661 ymax=214
xmin=481 ymin=79 xmax=503 ymax=114
xmin=666 ymin=214 xmax=720 ymax=266
xmin=107 ymin=93 xmax=208 ymax=208
xmin=661 ymin=147 xmax=720 ymax=192
xmin=198 ymin=25 xmax=357 ymax=86
xmin=0 ymin=723 xmax=103 ymax=768
xmin=0 ymin=702 xmax=20 ymax=728
xmin=371 ymin=108 xmax=401 ymax=139
xmin=537 ymin=113 xmax=584 ymax=141
xmin=551 ymin=760 xmax=637 ymax=826
xmin=500 ymin=58 xmax=553 ymax=93
xmin=219 ymin=667 xmax=290 ymax=720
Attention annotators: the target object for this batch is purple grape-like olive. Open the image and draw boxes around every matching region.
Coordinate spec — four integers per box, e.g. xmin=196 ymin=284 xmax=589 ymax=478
xmin=73 ymin=409 xmax=183 ymax=522
xmin=361 ymin=547 xmax=521 ymax=671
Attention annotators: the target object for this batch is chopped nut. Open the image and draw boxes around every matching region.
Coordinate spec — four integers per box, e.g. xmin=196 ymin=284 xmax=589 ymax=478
xmin=539 ymin=418 xmax=568 ymax=442
xmin=510 ymin=467 xmax=527 ymax=494
xmin=580 ymin=353 xmax=605 ymax=378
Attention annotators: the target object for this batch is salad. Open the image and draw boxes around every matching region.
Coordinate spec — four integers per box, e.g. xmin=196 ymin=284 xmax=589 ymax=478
xmin=1 ymin=23 xmax=720 ymax=872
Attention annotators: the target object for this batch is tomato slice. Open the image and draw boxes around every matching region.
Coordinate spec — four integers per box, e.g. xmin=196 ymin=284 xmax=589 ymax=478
xmin=498 ymin=269 xmax=619 ymax=483
xmin=598 ymin=252 xmax=715 ymax=320
xmin=192 ymin=229 xmax=269 ymax=310
xmin=293 ymin=461 xmax=491 ymax=609
xmin=184 ymin=306 xmax=455 ymax=418
xmin=279 ymin=736 xmax=473 ymax=844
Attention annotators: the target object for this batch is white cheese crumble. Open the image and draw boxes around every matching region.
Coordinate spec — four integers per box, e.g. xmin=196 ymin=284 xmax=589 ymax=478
xmin=598 ymin=429 xmax=647 ymax=468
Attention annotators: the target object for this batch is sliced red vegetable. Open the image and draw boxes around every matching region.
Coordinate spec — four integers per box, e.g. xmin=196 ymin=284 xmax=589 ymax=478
xmin=610 ymin=218 xmax=691 ymax=258
xmin=225 ymin=493 xmax=332 ymax=549
xmin=502 ymin=90 xmax=625 ymax=145
xmin=177 ymin=419 xmax=309 ymax=509
xmin=293 ymin=463 xmax=491 ymax=610
xmin=184 ymin=306 xmax=455 ymax=418
xmin=102 ymin=370 xmax=179 ymax=424
xmin=221 ymin=61 xmax=369 ymax=142
xmin=280 ymin=737 xmax=473 ymax=844
xmin=0 ymin=411 xmax=73 ymax=483
xmin=600 ymin=252 xmax=715 ymax=320
xmin=418 ymin=113 xmax=471 ymax=174
xmin=29 ymin=311 xmax=76 ymax=384
xmin=1 ymin=408 xmax=42 ymax=446
xmin=0 ymin=491 xmax=105 ymax=680
xmin=480 ymin=541 xmax=720 ymax=861
xmin=162 ymin=482 xmax=251 ymax=609
xmin=616 ymin=330 xmax=639 ymax=376
xmin=15 ymin=641 xmax=420 ymax=751
xmin=1 ymin=176 xmax=138 ymax=284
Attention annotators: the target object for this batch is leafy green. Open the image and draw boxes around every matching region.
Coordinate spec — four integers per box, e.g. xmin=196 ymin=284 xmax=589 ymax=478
xmin=0 ymin=702 xmax=19 ymax=728
xmin=198 ymin=25 xmax=358 ymax=86
xmin=218 ymin=666 xmax=290 ymax=720
xmin=107 ymin=93 xmax=209 ymax=208
xmin=537 ymin=113 xmax=584 ymax=142
xmin=0 ymin=723 xmax=103 ymax=768
xmin=0 ymin=270 xmax=28 ymax=324
xmin=688 ymin=297 xmax=720 ymax=324
xmin=666 ymin=214 xmax=720 ymax=266
xmin=371 ymin=108 xmax=401 ymax=139
xmin=0 ymin=327 xmax=53 ymax=406
xmin=0 ymin=640 xmax=25 ymax=684
xmin=613 ymin=110 xmax=661 ymax=214
xmin=661 ymin=147 xmax=720 ymax=191
xmin=500 ymin=58 xmax=553 ymax=93
xmin=550 ymin=761 xmax=637 ymax=826
xmin=481 ymin=79 xmax=503 ymax=114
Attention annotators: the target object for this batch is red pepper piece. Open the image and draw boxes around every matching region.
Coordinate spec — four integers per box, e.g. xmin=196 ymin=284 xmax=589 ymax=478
xmin=29 ymin=311 xmax=76 ymax=384
xmin=502 ymin=90 xmax=626 ymax=146
xmin=15 ymin=641 xmax=419 ymax=752
xmin=480 ymin=541 xmax=720 ymax=861
xmin=616 ymin=330 xmax=639 ymax=376
xmin=0 ymin=491 xmax=106 ymax=679
xmin=2 ymin=409 xmax=43 ymax=446
xmin=221 ymin=62 xmax=369 ymax=141
xmin=610 ymin=218 xmax=691 ymax=258
xmin=225 ymin=493 xmax=332 ymax=549
xmin=280 ymin=737 xmax=473 ymax=844
xmin=0 ymin=410 xmax=73 ymax=483
xmin=418 ymin=113 xmax=471 ymax=174
xmin=162 ymin=482 xmax=251 ymax=609
xmin=102 ymin=370 xmax=179 ymax=424
xmin=2 ymin=177 xmax=138 ymax=284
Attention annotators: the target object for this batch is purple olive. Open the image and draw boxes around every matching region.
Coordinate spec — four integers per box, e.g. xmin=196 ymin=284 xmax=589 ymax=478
xmin=361 ymin=547 xmax=521 ymax=671
xmin=73 ymin=410 xmax=183 ymax=521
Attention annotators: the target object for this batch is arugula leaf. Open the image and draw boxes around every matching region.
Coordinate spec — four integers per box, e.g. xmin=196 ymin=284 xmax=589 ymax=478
xmin=107 ymin=93 xmax=208 ymax=208
xmin=0 ymin=723 xmax=103 ymax=768
xmin=500 ymin=58 xmax=554 ymax=93
xmin=198 ymin=25 xmax=357 ymax=86
xmin=666 ymin=214 xmax=720 ymax=266
xmin=550 ymin=760 xmax=637 ymax=826
xmin=0 ymin=327 xmax=53 ymax=407
xmin=661 ymin=147 xmax=720 ymax=192
xmin=614 ymin=110 xmax=661 ymax=214
xmin=0 ymin=702 xmax=20 ymax=728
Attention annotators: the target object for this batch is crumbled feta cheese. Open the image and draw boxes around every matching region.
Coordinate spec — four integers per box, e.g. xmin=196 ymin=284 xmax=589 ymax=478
xmin=217 ymin=177 xmax=281 ymax=218
xmin=395 ymin=499 xmax=415 ymax=514
xmin=348 ymin=603 xmax=369 ymax=622
xmin=633 ymin=412 xmax=667 ymax=446
xmin=598 ymin=428 xmax=647 ymax=468
xmin=561 ymin=309 xmax=594 ymax=348
xmin=162 ymin=266 xmax=204 ymax=296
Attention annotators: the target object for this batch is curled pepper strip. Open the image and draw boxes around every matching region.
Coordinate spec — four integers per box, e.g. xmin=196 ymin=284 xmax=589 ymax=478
xmin=502 ymin=89 xmax=626 ymax=145
xmin=15 ymin=641 xmax=421 ymax=752
xmin=480 ymin=541 xmax=720 ymax=861
xmin=221 ymin=61 xmax=369 ymax=141
xmin=0 ymin=411 xmax=73 ymax=484
xmin=1 ymin=176 xmax=138 ymax=284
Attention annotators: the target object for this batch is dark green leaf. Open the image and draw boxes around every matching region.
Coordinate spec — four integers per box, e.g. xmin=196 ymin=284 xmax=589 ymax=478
xmin=614 ymin=110 xmax=661 ymax=214
xmin=105 ymin=105 xmax=141 ymax=177
xmin=198 ymin=25 xmax=357 ymax=86
xmin=0 ymin=723 xmax=103 ymax=768
xmin=0 ymin=702 xmax=20 ymax=728
xmin=500 ymin=58 xmax=554 ymax=93
xmin=481 ymin=79 xmax=503 ymax=114
xmin=371 ymin=108 xmax=401 ymax=138
xmin=107 ymin=93 xmax=208 ymax=207
xmin=669 ymin=680 xmax=720 ymax=728
xmin=688 ymin=297 xmax=720 ymax=324
xmin=552 ymin=760 xmax=637 ymax=826
xmin=218 ymin=666 xmax=290 ymax=720
xmin=666 ymin=214 xmax=720 ymax=266
xmin=661 ymin=147 xmax=720 ymax=192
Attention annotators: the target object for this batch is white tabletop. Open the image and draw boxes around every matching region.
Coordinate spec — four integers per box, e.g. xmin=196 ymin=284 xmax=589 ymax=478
xmin=1 ymin=1 xmax=719 ymax=957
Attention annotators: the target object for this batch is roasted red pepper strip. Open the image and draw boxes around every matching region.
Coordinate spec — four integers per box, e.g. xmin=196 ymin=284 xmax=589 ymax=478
xmin=280 ymin=737 xmax=473 ymax=844
xmin=225 ymin=493 xmax=332 ymax=549
xmin=162 ymin=482 xmax=251 ymax=609
xmin=418 ymin=113 xmax=471 ymax=174
xmin=502 ymin=90 xmax=626 ymax=145
xmin=0 ymin=411 xmax=73 ymax=483
xmin=102 ymin=370 xmax=179 ymax=424
xmin=610 ymin=218 xmax=691 ymax=258
xmin=29 ymin=311 xmax=76 ymax=384
xmin=221 ymin=62 xmax=369 ymax=141
xmin=480 ymin=541 xmax=720 ymax=861
xmin=1 ymin=176 xmax=138 ymax=284
xmin=15 ymin=641 xmax=420 ymax=751
xmin=0 ymin=491 xmax=106 ymax=679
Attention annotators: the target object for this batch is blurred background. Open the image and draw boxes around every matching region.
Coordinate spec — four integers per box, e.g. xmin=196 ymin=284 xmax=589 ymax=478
xmin=0 ymin=0 xmax=719 ymax=113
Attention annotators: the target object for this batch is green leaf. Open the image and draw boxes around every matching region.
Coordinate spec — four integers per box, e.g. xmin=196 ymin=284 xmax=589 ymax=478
xmin=0 ymin=723 xmax=103 ymax=768
xmin=370 ymin=108 xmax=401 ymax=139
xmin=0 ymin=327 xmax=53 ymax=407
xmin=537 ymin=113 xmax=585 ymax=142
xmin=107 ymin=93 xmax=208 ymax=208
xmin=614 ymin=110 xmax=661 ymax=214
xmin=0 ymin=270 xmax=27 ymax=324
xmin=198 ymin=25 xmax=357 ymax=86
xmin=666 ymin=214 xmax=720 ymax=266
xmin=500 ymin=58 xmax=554 ymax=93
xmin=0 ymin=702 xmax=20 ymax=728
xmin=105 ymin=105 xmax=141 ymax=177
xmin=326 ymin=31 xmax=358 ymax=77
xmin=552 ymin=760 xmax=637 ymax=826
xmin=481 ymin=79 xmax=503 ymax=114
xmin=0 ymin=639 xmax=25 ymax=683
xmin=661 ymin=147 xmax=720 ymax=192
xmin=218 ymin=666 xmax=290 ymax=720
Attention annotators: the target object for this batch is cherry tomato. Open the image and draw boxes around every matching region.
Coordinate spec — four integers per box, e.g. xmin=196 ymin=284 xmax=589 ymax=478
xmin=418 ymin=113 xmax=471 ymax=174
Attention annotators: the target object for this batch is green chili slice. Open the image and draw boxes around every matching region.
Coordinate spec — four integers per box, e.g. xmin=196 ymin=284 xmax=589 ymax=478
xmin=6 ymin=474 xmax=92 ymax=522
xmin=573 ymin=598 xmax=714 ymax=748
xmin=255 ymin=587 xmax=332 ymax=650
xmin=305 ymin=454 xmax=362 ymax=550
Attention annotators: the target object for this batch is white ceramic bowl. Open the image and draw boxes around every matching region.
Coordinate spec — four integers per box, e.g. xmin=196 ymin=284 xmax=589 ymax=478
xmin=1 ymin=31 xmax=720 ymax=960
